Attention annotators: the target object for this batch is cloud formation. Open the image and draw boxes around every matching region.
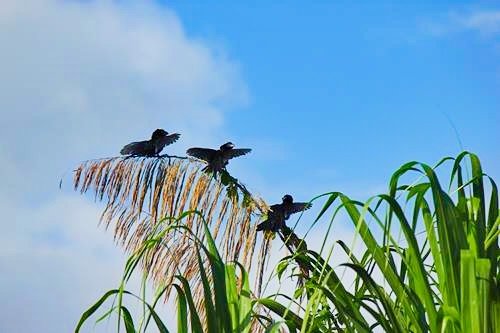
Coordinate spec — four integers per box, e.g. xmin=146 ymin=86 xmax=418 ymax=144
xmin=0 ymin=1 xmax=246 ymax=331
xmin=422 ymin=9 xmax=500 ymax=37
xmin=457 ymin=10 xmax=500 ymax=35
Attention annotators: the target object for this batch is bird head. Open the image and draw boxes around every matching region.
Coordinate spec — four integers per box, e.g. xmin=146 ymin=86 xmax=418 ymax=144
xmin=151 ymin=129 xmax=168 ymax=140
xmin=282 ymin=194 xmax=294 ymax=204
xmin=220 ymin=142 xmax=235 ymax=151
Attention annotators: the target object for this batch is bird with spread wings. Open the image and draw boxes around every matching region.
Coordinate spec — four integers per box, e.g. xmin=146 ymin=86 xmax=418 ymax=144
xmin=186 ymin=142 xmax=251 ymax=176
xmin=256 ymin=194 xmax=312 ymax=232
xmin=120 ymin=129 xmax=180 ymax=157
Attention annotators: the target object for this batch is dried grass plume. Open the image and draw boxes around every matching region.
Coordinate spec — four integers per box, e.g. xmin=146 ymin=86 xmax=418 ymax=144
xmin=73 ymin=156 xmax=271 ymax=299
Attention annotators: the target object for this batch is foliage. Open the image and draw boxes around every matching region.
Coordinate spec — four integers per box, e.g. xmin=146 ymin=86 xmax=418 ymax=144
xmin=76 ymin=212 xmax=255 ymax=333
xmin=73 ymin=157 xmax=269 ymax=300
xmin=75 ymin=152 xmax=499 ymax=332
xmin=260 ymin=152 xmax=499 ymax=332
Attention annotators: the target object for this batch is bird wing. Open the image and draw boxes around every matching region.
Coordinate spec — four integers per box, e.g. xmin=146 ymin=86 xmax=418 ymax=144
xmin=268 ymin=204 xmax=282 ymax=213
xmin=157 ymin=133 xmax=181 ymax=147
xmin=225 ymin=148 xmax=252 ymax=160
xmin=186 ymin=148 xmax=217 ymax=162
xmin=120 ymin=140 xmax=149 ymax=155
xmin=288 ymin=202 xmax=312 ymax=215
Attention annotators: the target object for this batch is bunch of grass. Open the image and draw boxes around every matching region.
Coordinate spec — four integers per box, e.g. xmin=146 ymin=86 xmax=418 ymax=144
xmin=258 ymin=152 xmax=499 ymax=332
xmin=74 ymin=151 xmax=499 ymax=332
xmin=75 ymin=214 xmax=255 ymax=333
xmin=73 ymin=156 xmax=269 ymax=299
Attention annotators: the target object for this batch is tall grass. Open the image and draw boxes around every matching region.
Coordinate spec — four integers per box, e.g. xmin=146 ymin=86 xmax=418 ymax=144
xmin=260 ymin=152 xmax=499 ymax=332
xmin=75 ymin=152 xmax=499 ymax=332
xmin=73 ymin=157 xmax=269 ymax=300
xmin=75 ymin=212 xmax=254 ymax=333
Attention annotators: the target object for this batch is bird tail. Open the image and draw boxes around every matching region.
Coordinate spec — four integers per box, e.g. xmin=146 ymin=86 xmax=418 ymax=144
xmin=256 ymin=220 xmax=271 ymax=232
xmin=120 ymin=141 xmax=146 ymax=155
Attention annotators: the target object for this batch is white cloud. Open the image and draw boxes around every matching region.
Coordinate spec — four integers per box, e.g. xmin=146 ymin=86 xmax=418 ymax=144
xmin=422 ymin=9 xmax=500 ymax=37
xmin=457 ymin=10 xmax=500 ymax=34
xmin=0 ymin=0 xmax=246 ymax=332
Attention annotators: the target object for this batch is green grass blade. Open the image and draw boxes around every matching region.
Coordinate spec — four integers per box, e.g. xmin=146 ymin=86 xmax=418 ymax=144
xmin=120 ymin=306 xmax=135 ymax=333
xmin=201 ymin=218 xmax=232 ymax=332
xmin=195 ymin=245 xmax=218 ymax=333
xmin=175 ymin=275 xmax=204 ymax=333
xmin=258 ymin=298 xmax=303 ymax=332
xmin=75 ymin=289 xmax=120 ymax=332
xmin=460 ymin=250 xmax=480 ymax=332
xmin=172 ymin=284 xmax=188 ymax=333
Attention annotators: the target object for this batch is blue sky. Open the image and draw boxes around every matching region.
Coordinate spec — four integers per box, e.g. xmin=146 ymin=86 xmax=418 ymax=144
xmin=166 ymin=1 xmax=499 ymax=201
xmin=0 ymin=1 xmax=498 ymax=332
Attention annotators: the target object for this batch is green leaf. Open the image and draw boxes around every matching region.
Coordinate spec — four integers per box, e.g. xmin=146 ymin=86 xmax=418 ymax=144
xmin=276 ymin=260 xmax=289 ymax=280
xmin=75 ymin=289 xmax=120 ymax=332
xmin=120 ymin=306 xmax=135 ymax=333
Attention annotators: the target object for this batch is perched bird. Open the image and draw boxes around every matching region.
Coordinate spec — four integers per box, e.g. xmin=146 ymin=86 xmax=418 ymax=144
xmin=120 ymin=129 xmax=180 ymax=157
xmin=256 ymin=194 xmax=311 ymax=232
xmin=186 ymin=142 xmax=251 ymax=176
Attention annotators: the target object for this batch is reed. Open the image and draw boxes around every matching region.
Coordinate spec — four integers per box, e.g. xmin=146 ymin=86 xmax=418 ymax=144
xmin=75 ymin=152 xmax=499 ymax=332
xmin=73 ymin=156 xmax=268 ymax=301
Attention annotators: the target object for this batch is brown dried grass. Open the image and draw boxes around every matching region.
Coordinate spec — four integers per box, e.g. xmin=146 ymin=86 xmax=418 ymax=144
xmin=73 ymin=156 xmax=271 ymax=301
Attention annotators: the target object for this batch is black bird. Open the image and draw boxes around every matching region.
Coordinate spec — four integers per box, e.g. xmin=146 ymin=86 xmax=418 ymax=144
xmin=120 ymin=129 xmax=180 ymax=157
xmin=186 ymin=142 xmax=251 ymax=176
xmin=256 ymin=194 xmax=311 ymax=232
